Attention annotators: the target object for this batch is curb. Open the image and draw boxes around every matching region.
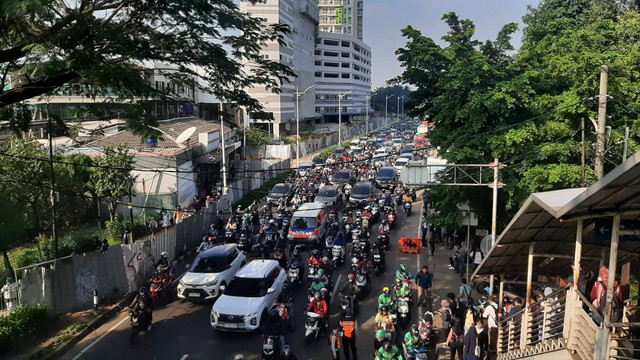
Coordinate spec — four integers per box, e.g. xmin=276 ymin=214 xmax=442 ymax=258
xmin=30 ymin=250 xmax=197 ymax=360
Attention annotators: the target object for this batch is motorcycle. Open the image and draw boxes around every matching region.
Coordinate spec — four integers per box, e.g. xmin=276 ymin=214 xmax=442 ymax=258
xmin=128 ymin=307 xmax=150 ymax=344
xmin=377 ymin=231 xmax=390 ymax=251
xmin=304 ymin=312 xmax=322 ymax=345
xmin=418 ymin=311 xmax=437 ymax=349
xmin=331 ymin=244 xmax=345 ymax=268
xmin=307 ymin=264 xmax=318 ymax=285
xmin=149 ymin=268 xmax=168 ymax=307
xmin=287 ymin=259 xmax=302 ymax=286
xmin=238 ymin=232 xmax=251 ymax=251
xmin=395 ymin=296 xmax=411 ymax=329
xmin=404 ymin=201 xmax=412 ymax=216
xmin=386 ymin=211 xmax=396 ymax=228
xmin=354 ymin=268 xmax=370 ymax=299
xmin=340 ymin=293 xmax=358 ymax=317
xmin=262 ymin=335 xmax=280 ymax=360
xmin=372 ymin=250 xmax=385 ymax=276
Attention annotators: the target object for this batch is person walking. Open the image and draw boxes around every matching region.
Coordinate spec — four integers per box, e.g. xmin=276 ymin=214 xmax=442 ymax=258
xmin=446 ymin=318 xmax=465 ymax=360
xmin=330 ymin=325 xmax=342 ymax=360
xmin=415 ymin=265 xmax=433 ymax=306
xmin=459 ymin=278 xmax=473 ymax=308
xmin=340 ymin=309 xmax=358 ymax=360
xmin=421 ymin=218 xmax=428 ymax=247
xmin=463 ymin=318 xmax=488 ymax=360
xmin=428 ymin=226 xmax=437 ymax=256
xmin=482 ymin=296 xmax=499 ymax=359
xmin=439 ymin=299 xmax=454 ymax=342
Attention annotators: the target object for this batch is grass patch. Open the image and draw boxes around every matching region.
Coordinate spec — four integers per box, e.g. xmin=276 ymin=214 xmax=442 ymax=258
xmin=52 ymin=323 xmax=87 ymax=346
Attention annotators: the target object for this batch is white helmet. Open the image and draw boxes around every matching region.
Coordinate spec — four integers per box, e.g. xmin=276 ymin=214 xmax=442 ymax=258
xmin=161 ymin=251 xmax=168 ymax=258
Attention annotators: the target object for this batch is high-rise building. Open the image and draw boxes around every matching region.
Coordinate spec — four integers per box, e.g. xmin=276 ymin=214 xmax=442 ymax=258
xmin=240 ymin=0 xmax=320 ymax=139
xmin=315 ymin=0 xmax=371 ymax=125
xmin=318 ymin=0 xmax=364 ymax=40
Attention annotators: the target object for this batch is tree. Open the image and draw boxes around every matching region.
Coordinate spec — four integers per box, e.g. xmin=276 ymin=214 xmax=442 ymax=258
xmin=90 ymin=146 xmax=136 ymax=221
xmin=0 ymin=0 xmax=295 ymax=126
xmin=242 ymin=127 xmax=274 ymax=146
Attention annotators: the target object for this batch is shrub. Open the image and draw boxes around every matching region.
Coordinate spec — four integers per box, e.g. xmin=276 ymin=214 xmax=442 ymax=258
xmin=341 ymin=141 xmax=351 ymax=148
xmin=105 ymin=214 xmax=126 ymax=245
xmin=11 ymin=248 xmax=41 ymax=269
xmin=39 ymin=227 xmax=100 ymax=259
xmin=0 ymin=304 xmax=49 ymax=352
xmin=318 ymin=146 xmax=338 ymax=159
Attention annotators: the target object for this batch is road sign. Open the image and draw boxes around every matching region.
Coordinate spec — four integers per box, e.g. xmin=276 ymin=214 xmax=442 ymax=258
xmin=594 ymin=219 xmax=640 ymax=242
xmin=475 ymin=229 xmax=489 ymax=236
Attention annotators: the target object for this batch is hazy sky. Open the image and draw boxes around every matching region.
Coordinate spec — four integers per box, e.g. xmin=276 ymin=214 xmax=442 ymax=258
xmin=364 ymin=0 xmax=541 ymax=88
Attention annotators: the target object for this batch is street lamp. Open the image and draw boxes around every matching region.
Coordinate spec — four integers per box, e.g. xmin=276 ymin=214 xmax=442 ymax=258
xmin=294 ymin=84 xmax=316 ymax=168
xmin=398 ymin=95 xmax=405 ymax=120
xmin=365 ymin=95 xmax=371 ymax=135
xmin=337 ymin=90 xmax=353 ymax=145
xmin=385 ymin=94 xmax=395 ymax=121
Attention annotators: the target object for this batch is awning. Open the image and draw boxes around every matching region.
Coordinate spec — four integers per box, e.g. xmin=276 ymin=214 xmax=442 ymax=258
xmin=473 ymin=152 xmax=640 ymax=279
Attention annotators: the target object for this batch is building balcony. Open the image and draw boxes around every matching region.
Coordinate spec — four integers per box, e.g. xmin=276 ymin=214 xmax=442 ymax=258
xmin=300 ymin=0 xmax=319 ymax=24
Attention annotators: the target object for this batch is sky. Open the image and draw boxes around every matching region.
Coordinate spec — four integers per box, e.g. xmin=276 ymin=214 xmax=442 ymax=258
xmin=364 ymin=0 xmax=541 ymax=89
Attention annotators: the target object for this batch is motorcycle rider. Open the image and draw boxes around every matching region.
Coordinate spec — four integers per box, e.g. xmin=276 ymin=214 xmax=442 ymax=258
xmin=282 ymin=345 xmax=298 ymax=360
xmin=374 ymin=331 xmax=386 ymax=356
xmin=308 ymin=249 xmax=322 ymax=267
xmin=376 ymin=341 xmax=402 ymax=360
xmin=320 ymin=256 xmax=333 ymax=279
xmin=290 ymin=245 xmax=303 ymax=263
xmin=393 ymin=278 xmax=411 ymax=300
xmin=155 ymin=251 xmax=173 ymax=278
xmin=317 ymin=268 xmax=330 ymax=288
xmin=277 ymin=283 xmax=295 ymax=329
xmin=332 ymin=232 xmax=347 ymax=262
xmin=339 ymin=273 xmax=359 ymax=313
xmin=403 ymin=324 xmax=420 ymax=352
xmin=130 ymin=287 xmax=153 ymax=331
xmin=378 ymin=287 xmax=393 ymax=309
xmin=197 ymin=235 xmax=214 ymax=253
xmin=306 ymin=291 xmax=328 ymax=333
xmin=309 ymin=276 xmax=325 ymax=294
xmin=395 ymin=264 xmax=412 ymax=282
xmin=263 ymin=308 xmax=286 ymax=355
xmin=291 ymin=193 xmax=301 ymax=206
xmin=374 ymin=306 xmax=394 ymax=331
xmin=378 ymin=220 xmax=390 ymax=234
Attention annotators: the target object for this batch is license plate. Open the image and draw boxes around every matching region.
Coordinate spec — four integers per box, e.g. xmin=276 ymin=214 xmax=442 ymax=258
xmin=189 ymin=292 xmax=201 ymax=297
xmin=224 ymin=323 xmax=238 ymax=328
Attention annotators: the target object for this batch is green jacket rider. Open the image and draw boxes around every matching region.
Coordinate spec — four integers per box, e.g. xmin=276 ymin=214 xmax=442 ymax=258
xmin=376 ymin=342 xmax=403 ymax=360
xmin=378 ymin=287 xmax=393 ymax=308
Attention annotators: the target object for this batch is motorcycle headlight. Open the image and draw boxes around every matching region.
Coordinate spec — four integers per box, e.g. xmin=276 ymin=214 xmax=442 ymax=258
xmin=205 ymin=278 xmax=218 ymax=287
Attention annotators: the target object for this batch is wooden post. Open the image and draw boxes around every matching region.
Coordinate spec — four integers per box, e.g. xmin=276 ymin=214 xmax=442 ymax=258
xmin=526 ymin=242 xmax=534 ymax=306
xmin=573 ymin=219 xmax=583 ymax=289
xmin=604 ymin=214 xmax=620 ymax=324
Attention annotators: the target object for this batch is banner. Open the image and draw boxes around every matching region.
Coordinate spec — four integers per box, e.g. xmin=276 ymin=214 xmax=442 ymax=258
xmin=336 ymin=6 xmax=344 ymax=24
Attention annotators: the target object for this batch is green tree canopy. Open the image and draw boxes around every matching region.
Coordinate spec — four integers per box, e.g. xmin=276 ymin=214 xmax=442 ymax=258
xmin=370 ymin=85 xmax=411 ymax=114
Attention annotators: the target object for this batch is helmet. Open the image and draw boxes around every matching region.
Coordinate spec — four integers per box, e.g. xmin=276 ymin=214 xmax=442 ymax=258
xmin=320 ymin=288 xmax=328 ymax=296
xmin=269 ymin=219 xmax=275 ymax=224
xmin=376 ymin=330 xmax=385 ymax=338
xmin=348 ymin=273 xmax=355 ymax=282
xmin=399 ymin=264 xmax=406 ymax=272
xmin=259 ymin=228 xmax=265 ymax=233
xmin=383 ymin=287 xmax=390 ymax=294
xmin=237 ymin=205 xmax=242 ymax=210
xmin=380 ymin=305 xmax=388 ymax=313
xmin=322 ymin=256 xmax=329 ymax=264
xmin=344 ymin=308 xmax=353 ymax=318
xmin=395 ymin=279 xmax=402 ymax=286
xmin=282 ymin=283 xmax=289 ymax=292
xmin=365 ymin=205 xmax=372 ymax=210
xmin=318 ymin=269 xmax=325 ymax=276
xmin=383 ymin=341 xmax=393 ymax=353
xmin=138 ymin=287 xmax=147 ymax=296
xmin=234 ymin=355 xmax=245 ymax=360
xmin=311 ymin=249 xmax=319 ymax=257
xmin=411 ymin=324 xmax=419 ymax=336
xmin=269 ymin=309 xmax=279 ymax=318
xmin=314 ymin=292 xmax=321 ymax=301
xmin=161 ymin=251 xmax=168 ymax=258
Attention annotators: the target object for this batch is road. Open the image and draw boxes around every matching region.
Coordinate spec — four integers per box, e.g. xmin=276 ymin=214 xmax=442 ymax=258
xmin=61 ymin=200 xmax=465 ymax=360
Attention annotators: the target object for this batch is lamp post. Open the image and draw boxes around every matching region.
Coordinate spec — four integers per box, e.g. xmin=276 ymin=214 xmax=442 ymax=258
xmin=398 ymin=95 xmax=405 ymax=120
xmin=294 ymin=84 xmax=316 ymax=168
xmin=338 ymin=90 xmax=353 ymax=145
xmin=385 ymin=94 xmax=395 ymax=122
xmin=365 ymin=95 xmax=371 ymax=135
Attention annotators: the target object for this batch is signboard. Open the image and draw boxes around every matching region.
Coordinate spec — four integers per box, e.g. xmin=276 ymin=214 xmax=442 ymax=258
xmin=594 ymin=219 xmax=640 ymax=242
xmin=475 ymin=229 xmax=489 ymax=236
xmin=335 ymin=6 xmax=344 ymax=24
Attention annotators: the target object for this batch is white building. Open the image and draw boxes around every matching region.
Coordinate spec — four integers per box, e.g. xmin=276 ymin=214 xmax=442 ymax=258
xmin=315 ymin=0 xmax=371 ymax=123
xmin=241 ymin=0 xmax=320 ymax=139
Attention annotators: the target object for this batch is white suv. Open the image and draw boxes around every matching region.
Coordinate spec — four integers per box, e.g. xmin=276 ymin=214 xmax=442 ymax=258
xmin=177 ymin=244 xmax=246 ymax=301
xmin=210 ymin=260 xmax=286 ymax=332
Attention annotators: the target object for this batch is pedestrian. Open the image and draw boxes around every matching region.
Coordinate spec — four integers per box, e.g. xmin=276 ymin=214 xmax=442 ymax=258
xmin=428 ymin=226 xmax=437 ymax=256
xmin=482 ymin=296 xmax=499 ymax=358
xmin=446 ymin=318 xmax=464 ymax=360
xmin=450 ymin=243 xmax=463 ymax=275
xmin=340 ymin=309 xmax=358 ymax=360
xmin=447 ymin=292 xmax=462 ymax=319
xmin=330 ymin=325 xmax=341 ymax=360
xmin=439 ymin=299 xmax=454 ymax=342
xmin=464 ymin=305 xmax=474 ymax=335
xmin=469 ymin=247 xmax=483 ymax=272
xmin=463 ymin=318 xmax=488 ymax=360
xmin=421 ymin=218 xmax=428 ymax=246
xmin=173 ymin=206 xmax=184 ymax=224
xmin=459 ymin=278 xmax=473 ymax=308
xmin=415 ymin=265 xmax=433 ymax=306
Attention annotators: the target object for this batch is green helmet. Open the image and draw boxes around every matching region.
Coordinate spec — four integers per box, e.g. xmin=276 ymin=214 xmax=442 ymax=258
xmin=399 ymin=264 xmax=406 ymax=272
xmin=376 ymin=330 xmax=385 ymax=338
xmin=318 ymin=269 xmax=325 ymax=275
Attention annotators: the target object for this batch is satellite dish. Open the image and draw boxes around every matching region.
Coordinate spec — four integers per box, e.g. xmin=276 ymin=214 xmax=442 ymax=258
xmin=175 ymin=126 xmax=197 ymax=145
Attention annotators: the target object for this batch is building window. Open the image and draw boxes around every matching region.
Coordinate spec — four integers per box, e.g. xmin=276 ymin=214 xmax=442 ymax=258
xmin=341 ymin=41 xmax=350 ymax=47
xmin=341 ymin=73 xmax=350 ymax=79
xmin=315 ymin=60 xmax=322 ymax=66
xmin=341 ymin=63 xmax=350 ymax=68
xmin=324 ymin=51 xmax=339 ymax=57
xmin=324 ymin=73 xmax=339 ymax=78
xmin=341 ymin=52 xmax=349 ymax=58
xmin=315 ymin=72 xmax=322 ymax=77
xmin=325 ymin=62 xmax=339 ymax=67
xmin=324 ymin=39 xmax=339 ymax=46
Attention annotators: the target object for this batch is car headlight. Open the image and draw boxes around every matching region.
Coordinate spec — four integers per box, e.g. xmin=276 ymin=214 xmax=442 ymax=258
xmin=205 ymin=278 xmax=218 ymax=287
xmin=287 ymin=234 xmax=294 ymax=240
xmin=212 ymin=309 xmax=220 ymax=319
xmin=179 ymin=279 xmax=185 ymax=287
xmin=244 ymin=312 xmax=257 ymax=320
xmin=309 ymin=235 xmax=317 ymax=241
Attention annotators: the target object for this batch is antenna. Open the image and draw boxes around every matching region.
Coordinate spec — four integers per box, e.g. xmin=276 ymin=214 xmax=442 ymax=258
xmin=175 ymin=126 xmax=197 ymax=146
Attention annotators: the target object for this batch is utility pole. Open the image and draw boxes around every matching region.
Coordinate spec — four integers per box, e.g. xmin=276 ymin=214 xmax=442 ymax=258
xmin=220 ymin=103 xmax=227 ymax=195
xmin=595 ymin=65 xmax=608 ymax=180
xmin=385 ymin=94 xmax=394 ymax=121
xmin=489 ymin=157 xmax=504 ymax=294
xmin=294 ymin=84 xmax=316 ymax=168
xmin=338 ymin=90 xmax=353 ymax=145
xmin=623 ymin=126 xmax=630 ymax=162
xmin=365 ymin=95 xmax=371 ymax=135
xmin=581 ymin=118 xmax=586 ymax=186
xmin=46 ymin=101 xmax=58 ymax=258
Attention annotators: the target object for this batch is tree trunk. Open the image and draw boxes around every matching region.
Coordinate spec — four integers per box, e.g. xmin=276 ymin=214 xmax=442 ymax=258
xmin=0 ymin=240 xmax=15 ymax=281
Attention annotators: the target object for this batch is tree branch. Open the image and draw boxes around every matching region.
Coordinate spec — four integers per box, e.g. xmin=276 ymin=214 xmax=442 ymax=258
xmin=0 ymin=72 xmax=79 ymax=107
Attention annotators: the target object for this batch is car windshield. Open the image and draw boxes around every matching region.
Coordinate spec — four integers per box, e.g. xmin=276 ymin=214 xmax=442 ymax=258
xmin=352 ymin=185 xmax=370 ymax=195
xmin=271 ymin=185 xmax=288 ymax=194
xmin=300 ymin=164 xmax=312 ymax=169
xmin=317 ymin=188 xmax=336 ymax=197
xmin=333 ymin=172 xmax=350 ymax=180
xmin=291 ymin=216 xmax=316 ymax=230
xmin=190 ymin=255 xmax=227 ymax=273
xmin=379 ymin=169 xmax=395 ymax=178
xmin=224 ymin=277 xmax=267 ymax=297
xmin=393 ymin=139 xmax=402 ymax=143
xmin=396 ymin=161 xmax=408 ymax=167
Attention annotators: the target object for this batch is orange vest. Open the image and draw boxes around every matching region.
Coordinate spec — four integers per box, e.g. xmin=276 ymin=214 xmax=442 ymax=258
xmin=341 ymin=320 xmax=356 ymax=338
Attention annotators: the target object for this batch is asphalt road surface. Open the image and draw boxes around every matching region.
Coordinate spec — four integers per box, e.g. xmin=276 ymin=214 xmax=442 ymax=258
xmin=61 ymin=200 xmax=464 ymax=360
